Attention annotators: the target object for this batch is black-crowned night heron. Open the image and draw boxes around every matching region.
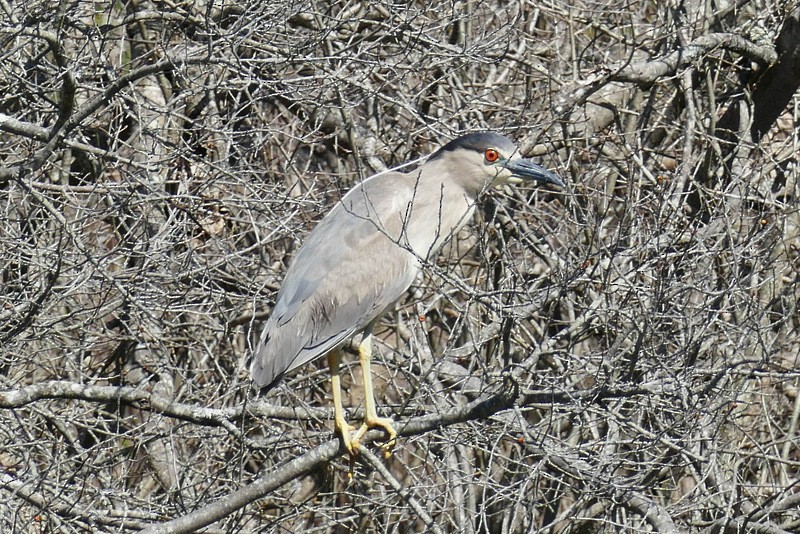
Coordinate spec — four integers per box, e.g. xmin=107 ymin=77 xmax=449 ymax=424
xmin=251 ymin=132 xmax=563 ymax=455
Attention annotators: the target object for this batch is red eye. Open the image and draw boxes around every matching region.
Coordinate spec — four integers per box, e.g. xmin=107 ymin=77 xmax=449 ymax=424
xmin=485 ymin=148 xmax=500 ymax=162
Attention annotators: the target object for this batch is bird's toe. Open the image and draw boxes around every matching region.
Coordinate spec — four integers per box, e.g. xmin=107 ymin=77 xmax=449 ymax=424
xmin=353 ymin=416 xmax=397 ymax=458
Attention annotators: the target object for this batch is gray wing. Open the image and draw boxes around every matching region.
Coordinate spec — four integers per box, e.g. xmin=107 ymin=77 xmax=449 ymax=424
xmin=250 ymin=173 xmax=421 ymax=388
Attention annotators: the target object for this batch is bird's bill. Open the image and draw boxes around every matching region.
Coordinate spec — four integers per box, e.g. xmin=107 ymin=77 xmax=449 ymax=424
xmin=505 ymin=158 xmax=565 ymax=188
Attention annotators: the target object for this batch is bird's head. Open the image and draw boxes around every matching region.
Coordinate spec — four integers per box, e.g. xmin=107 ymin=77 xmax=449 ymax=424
xmin=427 ymin=132 xmax=564 ymax=195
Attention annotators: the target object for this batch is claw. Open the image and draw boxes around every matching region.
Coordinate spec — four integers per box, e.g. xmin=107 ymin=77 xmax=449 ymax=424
xmin=336 ymin=423 xmax=359 ymax=455
xmin=353 ymin=416 xmax=397 ymax=458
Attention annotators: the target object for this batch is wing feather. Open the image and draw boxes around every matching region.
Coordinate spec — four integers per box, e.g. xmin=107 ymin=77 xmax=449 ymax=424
xmin=250 ymin=173 xmax=421 ymax=388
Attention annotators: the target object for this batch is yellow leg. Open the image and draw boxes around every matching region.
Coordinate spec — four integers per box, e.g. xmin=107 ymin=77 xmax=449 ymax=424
xmin=352 ymin=334 xmax=397 ymax=457
xmin=328 ymin=350 xmax=357 ymax=454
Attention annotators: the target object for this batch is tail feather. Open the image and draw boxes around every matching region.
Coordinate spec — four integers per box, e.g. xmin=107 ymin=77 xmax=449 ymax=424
xmin=250 ymin=326 xmax=296 ymax=389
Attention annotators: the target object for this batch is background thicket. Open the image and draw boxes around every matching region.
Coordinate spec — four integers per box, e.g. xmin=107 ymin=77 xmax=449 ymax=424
xmin=1 ymin=0 xmax=798 ymax=532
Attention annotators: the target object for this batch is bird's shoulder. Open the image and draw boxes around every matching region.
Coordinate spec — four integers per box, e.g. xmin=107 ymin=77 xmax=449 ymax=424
xmin=337 ymin=169 xmax=419 ymax=217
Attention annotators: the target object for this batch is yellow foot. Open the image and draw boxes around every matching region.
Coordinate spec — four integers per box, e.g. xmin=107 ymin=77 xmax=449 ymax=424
xmin=335 ymin=423 xmax=359 ymax=455
xmin=333 ymin=423 xmax=364 ymax=483
xmin=353 ymin=416 xmax=397 ymax=459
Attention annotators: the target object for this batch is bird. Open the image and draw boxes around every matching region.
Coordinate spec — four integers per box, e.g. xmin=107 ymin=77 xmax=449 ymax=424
xmin=251 ymin=132 xmax=564 ymax=456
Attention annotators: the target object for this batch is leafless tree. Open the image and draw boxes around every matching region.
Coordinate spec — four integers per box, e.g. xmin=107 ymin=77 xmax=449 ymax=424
xmin=1 ymin=0 xmax=798 ymax=532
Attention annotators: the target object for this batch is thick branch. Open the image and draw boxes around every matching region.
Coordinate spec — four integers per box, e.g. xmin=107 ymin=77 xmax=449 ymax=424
xmin=0 ymin=380 xmax=330 ymax=423
xmin=139 ymin=391 xmax=517 ymax=533
xmin=0 ymin=379 xmax=655 ymax=426
xmin=555 ymin=32 xmax=777 ymax=119
xmin=613 ymin=33 xmax=777 ymax=85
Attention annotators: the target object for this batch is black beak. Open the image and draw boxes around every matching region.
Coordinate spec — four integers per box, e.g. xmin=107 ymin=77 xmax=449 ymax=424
xmin=505 ymin=158 xmax=565 ymax=188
